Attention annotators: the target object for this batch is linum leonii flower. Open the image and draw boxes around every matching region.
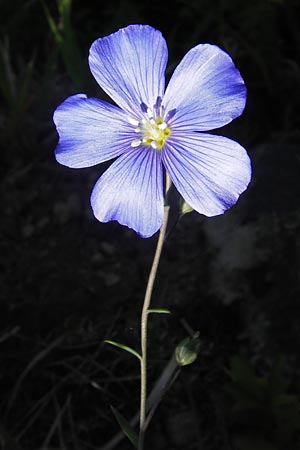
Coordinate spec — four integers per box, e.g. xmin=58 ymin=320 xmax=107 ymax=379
xmin=54 ymin=25 xmax=251 ymax=238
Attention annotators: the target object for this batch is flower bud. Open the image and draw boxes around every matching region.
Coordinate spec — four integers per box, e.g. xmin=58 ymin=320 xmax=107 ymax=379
xmin=180 ymin=198 xmax=194 ymax=215
xmin=175 ymin=333 xmax=200 ymax=366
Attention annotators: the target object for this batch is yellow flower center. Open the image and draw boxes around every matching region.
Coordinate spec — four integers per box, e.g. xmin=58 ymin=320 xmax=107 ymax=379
xmin=140 ymin=116 xmax=171 ymax=150
xmin=131 ymin=113 xmax=172 ymax=151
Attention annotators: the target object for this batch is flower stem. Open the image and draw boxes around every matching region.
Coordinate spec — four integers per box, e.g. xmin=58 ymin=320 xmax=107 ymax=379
xmin=138 ymin=174 xmax=171 ymax=450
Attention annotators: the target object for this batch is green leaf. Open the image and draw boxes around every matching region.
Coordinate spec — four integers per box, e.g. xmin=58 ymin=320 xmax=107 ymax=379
xmin=104 ymin=340 xmax=142 ymax=361
xmin=110 ymin=406 xmax=138 ymax=448
xmin=147 ymin=308 xmax=171 ymax=314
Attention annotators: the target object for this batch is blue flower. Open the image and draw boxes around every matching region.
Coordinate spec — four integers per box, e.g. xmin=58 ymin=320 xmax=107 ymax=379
xmin=54 ymin=24 xmax=251 ymax=238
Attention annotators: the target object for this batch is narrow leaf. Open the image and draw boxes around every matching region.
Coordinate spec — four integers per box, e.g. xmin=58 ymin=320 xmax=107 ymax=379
xmin=42 ymin=3 xmax=62 ymax=46
xmin=17 ymin=57 xmax=35 ymax=114
xmin=110 ymin=405 xmax=138 ymax=449
xmin=104 ymin=340 xmax=142 ymax=361
xmin=147 ymin=308 xmax=171 ymax=314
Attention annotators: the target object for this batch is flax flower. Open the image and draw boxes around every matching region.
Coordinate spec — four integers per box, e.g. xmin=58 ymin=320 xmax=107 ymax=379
xmin=54 ymin=25 xmax=251 ymax=237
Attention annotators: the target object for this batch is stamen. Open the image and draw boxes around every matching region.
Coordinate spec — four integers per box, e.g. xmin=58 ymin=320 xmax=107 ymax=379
xmin=147 ymin=108 xmax=153 ymax=119
xmin=131 ymin=115 xmax=172 ymax=151
xmin=131 ymin=139 xmax=141 ymax=148
xmin=158 ymin=122 xmax=167 ymax=130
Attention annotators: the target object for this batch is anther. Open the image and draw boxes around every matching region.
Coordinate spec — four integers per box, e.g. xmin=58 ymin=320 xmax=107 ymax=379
xmin=158 ymin=123 xmax=167 ymax=130
xmin=131 ymin=139 xmax=141 ymax=147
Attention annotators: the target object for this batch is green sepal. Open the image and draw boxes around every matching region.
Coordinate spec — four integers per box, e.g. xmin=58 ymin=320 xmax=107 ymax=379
xmin=110 ymin=405 xmax=138 ymax=448
xmin=147 ymin=308 xmax=171 ymax=314
xmin=104 ymin=340 xmax=142 ymax=361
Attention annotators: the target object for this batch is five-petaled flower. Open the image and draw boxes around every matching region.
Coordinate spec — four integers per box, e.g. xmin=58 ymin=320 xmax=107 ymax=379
xmin=54 ymin=24 xmax=251 ymax=238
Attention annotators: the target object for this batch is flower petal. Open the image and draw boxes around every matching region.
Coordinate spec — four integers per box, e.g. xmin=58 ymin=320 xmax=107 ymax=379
xmin=163 ymin=44 xmax=246 ymax=131
xmin=91 ymin=147 xmax=164 ymax=238
xmin=89 ymin=25 xmax=168 ymax=118
xmin=54 ymin=94 xmax=134 ymax=168
xmin=162 ymin=133 xmax=251 ymax=216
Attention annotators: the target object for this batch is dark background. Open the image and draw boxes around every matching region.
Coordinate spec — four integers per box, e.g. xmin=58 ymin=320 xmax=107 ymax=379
xmin=1 ymin=0 xmax=300 ymax=449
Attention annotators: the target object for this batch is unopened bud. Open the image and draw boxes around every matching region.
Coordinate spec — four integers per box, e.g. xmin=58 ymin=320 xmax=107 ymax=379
xmin=180 ymin=199 xmax=193 ymax=215
xmin=175 ymin=333 xmax=200 ymax=366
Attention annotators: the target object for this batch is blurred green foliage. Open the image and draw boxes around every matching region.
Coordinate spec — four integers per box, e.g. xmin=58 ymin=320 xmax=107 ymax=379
xmin=0 ymin=39 xmax=34 ymax=126
xmin=43 ymin=0 xmax=88 ymax=90
xmin=226 ymin=355 xmax=300 ymax=450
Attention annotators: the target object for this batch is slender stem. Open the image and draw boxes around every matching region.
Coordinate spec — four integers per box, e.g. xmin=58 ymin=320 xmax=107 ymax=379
xmin=138 ymin=173 xmax=171 ymax=450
